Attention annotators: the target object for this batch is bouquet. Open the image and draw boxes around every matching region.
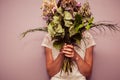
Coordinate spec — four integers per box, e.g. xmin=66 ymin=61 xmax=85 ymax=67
xmin=21 ymin=0 xmax=119 ymax=74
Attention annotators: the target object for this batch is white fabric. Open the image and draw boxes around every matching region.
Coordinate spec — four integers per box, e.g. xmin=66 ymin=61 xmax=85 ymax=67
xmin=41 ymin=31 xmax=96 ymax=80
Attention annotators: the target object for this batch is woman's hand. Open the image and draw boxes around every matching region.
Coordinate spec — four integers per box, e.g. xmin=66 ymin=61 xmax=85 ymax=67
xmin=61 ymin=43 xmax=78 ymax=60
xmin=60 ymin=43 xmax=94 ymax=77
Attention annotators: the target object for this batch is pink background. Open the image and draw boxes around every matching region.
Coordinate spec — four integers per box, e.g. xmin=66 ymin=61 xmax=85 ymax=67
xmin=0 ymin=0 xmax=120 ymax=80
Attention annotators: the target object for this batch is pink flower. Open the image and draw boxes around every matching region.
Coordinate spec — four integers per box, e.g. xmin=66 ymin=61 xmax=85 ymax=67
xmin=52 ymin=7 xmax=57 ymax=13
xmin=76 ymin=2 xmax=81 ymax=7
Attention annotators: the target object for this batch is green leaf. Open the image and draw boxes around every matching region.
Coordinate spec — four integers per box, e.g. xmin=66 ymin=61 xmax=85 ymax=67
xmin=75 ymin=23 xmax=84 ymax=31
xmin=53 ymin=41 xmax=64 ymax=50
xmin=69 ymin=25 xmax=78 ymax=37
xmin=57 ymin=7 xmax=63 ymax=16
xmin=74 ymin=14 xmax=82 ymax=27
xmin=55 ymin=24 xmax=65 ymax=38
xmin=85 ymin=24 xmax=90 ymax=30
xmin=89 ymin=17 xmax=94 ymax=23
xmin=85 ymin=17 xmax=94 ymax=30
xmin=73 ymin=12 xmax=77 ymax=17
xmin=72 ymin=33 xmax=82 ymax=44
xmin=64 ymin=20 xmax=73 ymax=27
xmin=53 ymin=16 xmax=60 ymax=24
xmin=48 ymin=23 xmax=56 ymax=37
xmin=56 ymin=24 xmax=64 ymax=33
xmin=75 ymin=38 xmax=81 ymax=44
xmin=64 ymin=11 xmax=73 ymax=20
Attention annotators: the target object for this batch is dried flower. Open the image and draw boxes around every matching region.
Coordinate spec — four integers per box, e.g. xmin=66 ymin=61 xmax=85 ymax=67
xmin=80 ymin=1 xmax=91 ymax=17
xmin=42 ymin=0 xmax=57 ymax=17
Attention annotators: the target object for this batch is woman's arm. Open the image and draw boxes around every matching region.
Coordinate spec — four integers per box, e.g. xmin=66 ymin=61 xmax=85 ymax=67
xmin=62 ymin=44 xmax=94 ymax=77
xmin=74 ymin=46 xmax=93 ymax=77
xmin=45 ymin=47 xmax=64 ymax=77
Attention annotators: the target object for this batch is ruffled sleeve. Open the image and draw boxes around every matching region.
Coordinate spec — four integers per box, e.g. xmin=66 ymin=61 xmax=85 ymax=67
xmin=41 ymin=34 xmax=53 ymax=49
xmin=82 ymin=31 xmax=96 ymax=49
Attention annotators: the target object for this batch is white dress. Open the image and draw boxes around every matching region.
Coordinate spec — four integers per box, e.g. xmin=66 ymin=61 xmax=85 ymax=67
xmin=41 ymin=31 xmax=96 ymax=80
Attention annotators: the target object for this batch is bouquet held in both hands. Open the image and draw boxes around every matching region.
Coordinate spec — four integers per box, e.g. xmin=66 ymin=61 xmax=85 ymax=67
xmin=21 ymin=0 xmax=120 ymax=74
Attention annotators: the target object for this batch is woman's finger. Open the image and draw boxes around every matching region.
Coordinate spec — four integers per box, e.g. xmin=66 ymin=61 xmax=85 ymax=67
xmin=66 ymin=44 xmax=74 ymax=49
xmin=65 ymin=54 xmax=74 ymax=57
xmin=62 ymin=50 xmax=72 ymax=55
xmin=63 ymin=47 xmax=73 ymax=52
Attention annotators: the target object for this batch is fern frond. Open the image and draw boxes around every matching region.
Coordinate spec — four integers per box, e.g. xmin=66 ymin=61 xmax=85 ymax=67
xmin=20 ymin=27 xmax=47 ymax=38
xmin=91 ymin=22 xmax=120 ymax=32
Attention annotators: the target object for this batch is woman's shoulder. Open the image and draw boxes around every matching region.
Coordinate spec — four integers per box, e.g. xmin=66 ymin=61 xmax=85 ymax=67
xmin=41 ymin=33 xmax=53 ymax=49
xmin=82 ymin=31 xmax=92 ymax=38
xmin=44 ymin=33 xmax=52 ymax=41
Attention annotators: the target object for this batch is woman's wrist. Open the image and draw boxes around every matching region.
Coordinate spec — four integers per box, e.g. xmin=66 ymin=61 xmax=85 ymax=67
xmin=74 ymin=54 xmax=80 ymax=61
xmin=72 ymin=50 xmax=82 ymax=62
xmin=59 ymin=52 xmax=65 ymax=59
xmin=72 ymin=50 xmax=79 ymax=61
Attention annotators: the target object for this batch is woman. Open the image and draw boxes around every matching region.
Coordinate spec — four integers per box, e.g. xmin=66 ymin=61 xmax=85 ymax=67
xmin=41 ymin=0 xmax=96 ymax=80
xmin=41 ymin=31 xmax=96 ymax=80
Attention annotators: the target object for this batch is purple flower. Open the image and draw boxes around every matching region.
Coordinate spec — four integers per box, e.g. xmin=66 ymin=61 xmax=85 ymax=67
xmin=52 ymin=7 xmax=57 ymax=13
xmin=43 ymin=16 xmax=49 ymax=21
xmin=65 ymin=7 xmax=72 ymax=11
xmin=76 ymin=2 xmax=81 ymax=7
